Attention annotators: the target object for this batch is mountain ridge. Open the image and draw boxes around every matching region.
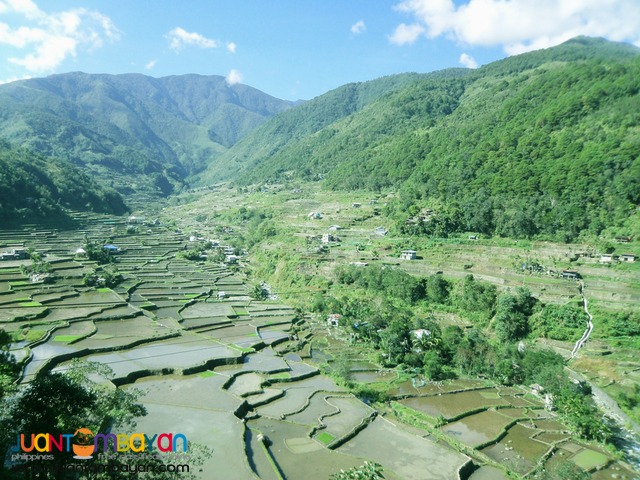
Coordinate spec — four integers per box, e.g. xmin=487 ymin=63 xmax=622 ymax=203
xmin=0 ymin=72 xmax=296 ymax=196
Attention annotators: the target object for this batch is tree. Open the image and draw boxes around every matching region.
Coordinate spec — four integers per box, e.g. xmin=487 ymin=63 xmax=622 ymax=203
xmin=1 ymin=361 xmax=146 ymax=479
xmin=0 ymin=329 xmax=18 ymax=399
xmin=493 ymin=288 xmax=537 ymax=342
xmin=330 ymin=461 xmax=384 ymax=480
xmin=425 ymin=274 xmax=450 ymax=304
xmin=380 ymin=319 xmax=412 ymax=366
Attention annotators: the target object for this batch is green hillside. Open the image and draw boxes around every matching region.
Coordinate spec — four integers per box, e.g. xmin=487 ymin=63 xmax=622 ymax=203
xmin=0 ymin=72 xmax=294 ymax=196
xmin=196 ymin=70 xmax=470 ymax=183
xmin=224 ymin=37 xmax=640 ymax=241
xmin=0 ymin=140 xmax=127 ymax=222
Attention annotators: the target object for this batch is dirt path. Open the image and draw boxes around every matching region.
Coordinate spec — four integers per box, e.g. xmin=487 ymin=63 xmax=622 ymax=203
xmin=571 ymin=281 xmax=593 ymax=358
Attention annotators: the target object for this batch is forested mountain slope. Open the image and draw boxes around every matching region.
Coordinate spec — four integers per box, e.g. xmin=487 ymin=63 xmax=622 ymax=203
xmin=0 ymin=73 xmax=295 ymax=195
xmin=196 ymin=70 xmax=470 ymax=183
xmin=226 ymin=37 xmax=640 ymax=240
xmin=0 ymin=140 xmax=127 ymax=222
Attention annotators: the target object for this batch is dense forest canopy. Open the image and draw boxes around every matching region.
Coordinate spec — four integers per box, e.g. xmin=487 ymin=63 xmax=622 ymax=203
xmin=229 ymin=37 xmax=640 ymax=241
xmin=0 ymin=140 xmax=127 ymax=221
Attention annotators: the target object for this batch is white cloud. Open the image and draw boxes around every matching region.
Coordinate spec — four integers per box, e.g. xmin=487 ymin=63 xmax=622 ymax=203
xmin=225 ymin=68 xmax=242 ymax=86
xmin=226 ymin=41 xmax=237 ymax=53
xmin=167 ymin=27 xmax=218 ymax=51
xmin=389 ymin=23 xmax=425 ymax=45
xmin=459 ymin=53 xmax=477 ymax=68
xmin=392 ymin=0 xmax=640 ymax=53
xmin=145 ymin=59 xmax=156 ymax=70
xmin=0 ymin=2 xmax=120 ymax=73
xmin=351 ymin=20 xmax=366 ymax=35
xmin=0 ymin=74 xmax=32 ymax=85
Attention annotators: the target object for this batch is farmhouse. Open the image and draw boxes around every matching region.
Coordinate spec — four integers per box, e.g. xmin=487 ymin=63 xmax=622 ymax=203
xmin=599 ymin=254 xmax=616 ymax=263
xmin=327 ymin=314 xmax=342 ymax=327
xmin=374 ymin=227 xmax=388 ymax=236
xmin=412 ymin=329 xmax=431 ymax=340
xmin=0 ymin=247 xmax=29 ymax=261
xmin=620 ymin=254 xmax=636 ymax=263
xmin=561 ymin=270 xmax=581 ymax=280
xmin=401 ymin=250 xmax=417 ymax=260
xmin=308 ymin=212 xmax=323 ymax=219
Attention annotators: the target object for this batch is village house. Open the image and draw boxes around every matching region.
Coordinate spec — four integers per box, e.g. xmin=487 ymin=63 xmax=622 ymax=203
xmin=328 ymin=225 xmax=342 ymax=231
xmin=599 ymin=253 xmax=616 ymax=263
xmin=412 ymin=329 xmax=431 ymax=340
xmin=322 ymin=233 xmax=338 ymax=244
xmin=374 ymin=227 xmax=388 ymax=236
xmin=400 ymin=250 xmax=417 ymax=260
xmin=561 ymin=270 xmax=581 ymax=280
xmin=103 ymin=244 xmax=121 ymax=254
xmin=308 ymin=212 xmax=323 ymax=220
xmin=0 ymin=247 xmax=29 ymax=261
xmin=327 ymin=314 xmax=342 ymax=327
xmin=615 ymin=236 xmax=632 ymax=243
xmin=620 ymin=254 xmax=636 ymax=263
xmin=225 ymin=255 xmax=239 ymax=264
xmin=352 ymin=202 xmax=361 ymax=208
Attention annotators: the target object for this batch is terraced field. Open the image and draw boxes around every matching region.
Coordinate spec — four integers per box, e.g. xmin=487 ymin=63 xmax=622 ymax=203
xmin=2 ymin=199 xmax=638 ymax=479
xmin=0 ymin=214 xmax=470 ymax=479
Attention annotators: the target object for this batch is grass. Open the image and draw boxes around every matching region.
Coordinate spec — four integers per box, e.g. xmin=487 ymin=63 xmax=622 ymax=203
xmin=198 ymin=370 xmax=217 ymax=378
xmin=390 ymin=401 xmax=440 ymax=428
xmin=230 ymin=344 xmax=255 ymax=354
xmin=97 ymin=288 xmax=112 ymax=292
xmin=315 ymin=431 xmax=335 ymax=446
xmin=270 ymin=372 xmax=291 ymax=380
xmin=18 ymin=301 xmax=43 ymax=307
xmin=571 ymin=449 xmax=609 ymax=470
xmin=53 ymin=335 xmax=82 ymax=343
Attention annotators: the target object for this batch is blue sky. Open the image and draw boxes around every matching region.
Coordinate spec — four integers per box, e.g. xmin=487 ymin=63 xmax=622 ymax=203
xmin=1 ymin=0 xmax=639 ymax=100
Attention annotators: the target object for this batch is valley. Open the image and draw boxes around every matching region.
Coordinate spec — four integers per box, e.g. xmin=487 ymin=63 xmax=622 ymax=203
xmin=0 ymin=36 xmax=639 ymax=480
xmin=1 ymin=181 xmax=638 ymax=479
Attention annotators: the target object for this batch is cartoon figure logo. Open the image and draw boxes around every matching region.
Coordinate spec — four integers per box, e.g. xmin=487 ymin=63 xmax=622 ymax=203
xmin=72 ymin=428 xmax=94 ymax=459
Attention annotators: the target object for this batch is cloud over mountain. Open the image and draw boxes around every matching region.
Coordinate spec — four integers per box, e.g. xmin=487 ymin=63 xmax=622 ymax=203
xmin=392 ymin=0 xmax=640 ymax=54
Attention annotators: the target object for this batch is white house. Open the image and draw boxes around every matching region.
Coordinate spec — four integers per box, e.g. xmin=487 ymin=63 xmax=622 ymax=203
xmin=401 ymin=250 xmax=417 ymax=260
xmin=327 ymin=314 xmax=342 ymax=327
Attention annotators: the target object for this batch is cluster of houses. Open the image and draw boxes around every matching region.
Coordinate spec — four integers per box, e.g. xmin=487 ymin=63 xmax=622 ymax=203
xmin=0 ymin=247 xmax=29 ymax=261
xmin=186 ymin=235 xmax=243 ymax=264
xmin=600 ymin=253 xmax=636 ymax=263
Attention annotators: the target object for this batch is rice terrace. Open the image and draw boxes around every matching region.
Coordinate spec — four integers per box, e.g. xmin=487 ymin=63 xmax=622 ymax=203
xmin=0 ymin=24 xmax=639 ymax=480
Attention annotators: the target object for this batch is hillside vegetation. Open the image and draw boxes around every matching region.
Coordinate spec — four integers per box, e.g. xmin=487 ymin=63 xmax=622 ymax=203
xmin=226 ymin=37 xmax=640 ymax=241
xmin=0 ymin=140 xmax=127 ymax=222
xmin=198 ymin=69 xmax=470 ymax=183
xmin=0 ymin=73 xmax=295 ymax=195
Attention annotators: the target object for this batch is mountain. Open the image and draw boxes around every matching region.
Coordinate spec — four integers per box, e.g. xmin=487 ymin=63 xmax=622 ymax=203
xmin=0 ymin=73 xmax=295 ymax=196
xmin=0 ymin=140 xmax=127 ymax=222
xmin=213 ymin=37 xmax=640 ymax=241
xmin=196 ymin=69 xmax=471 ymax=183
